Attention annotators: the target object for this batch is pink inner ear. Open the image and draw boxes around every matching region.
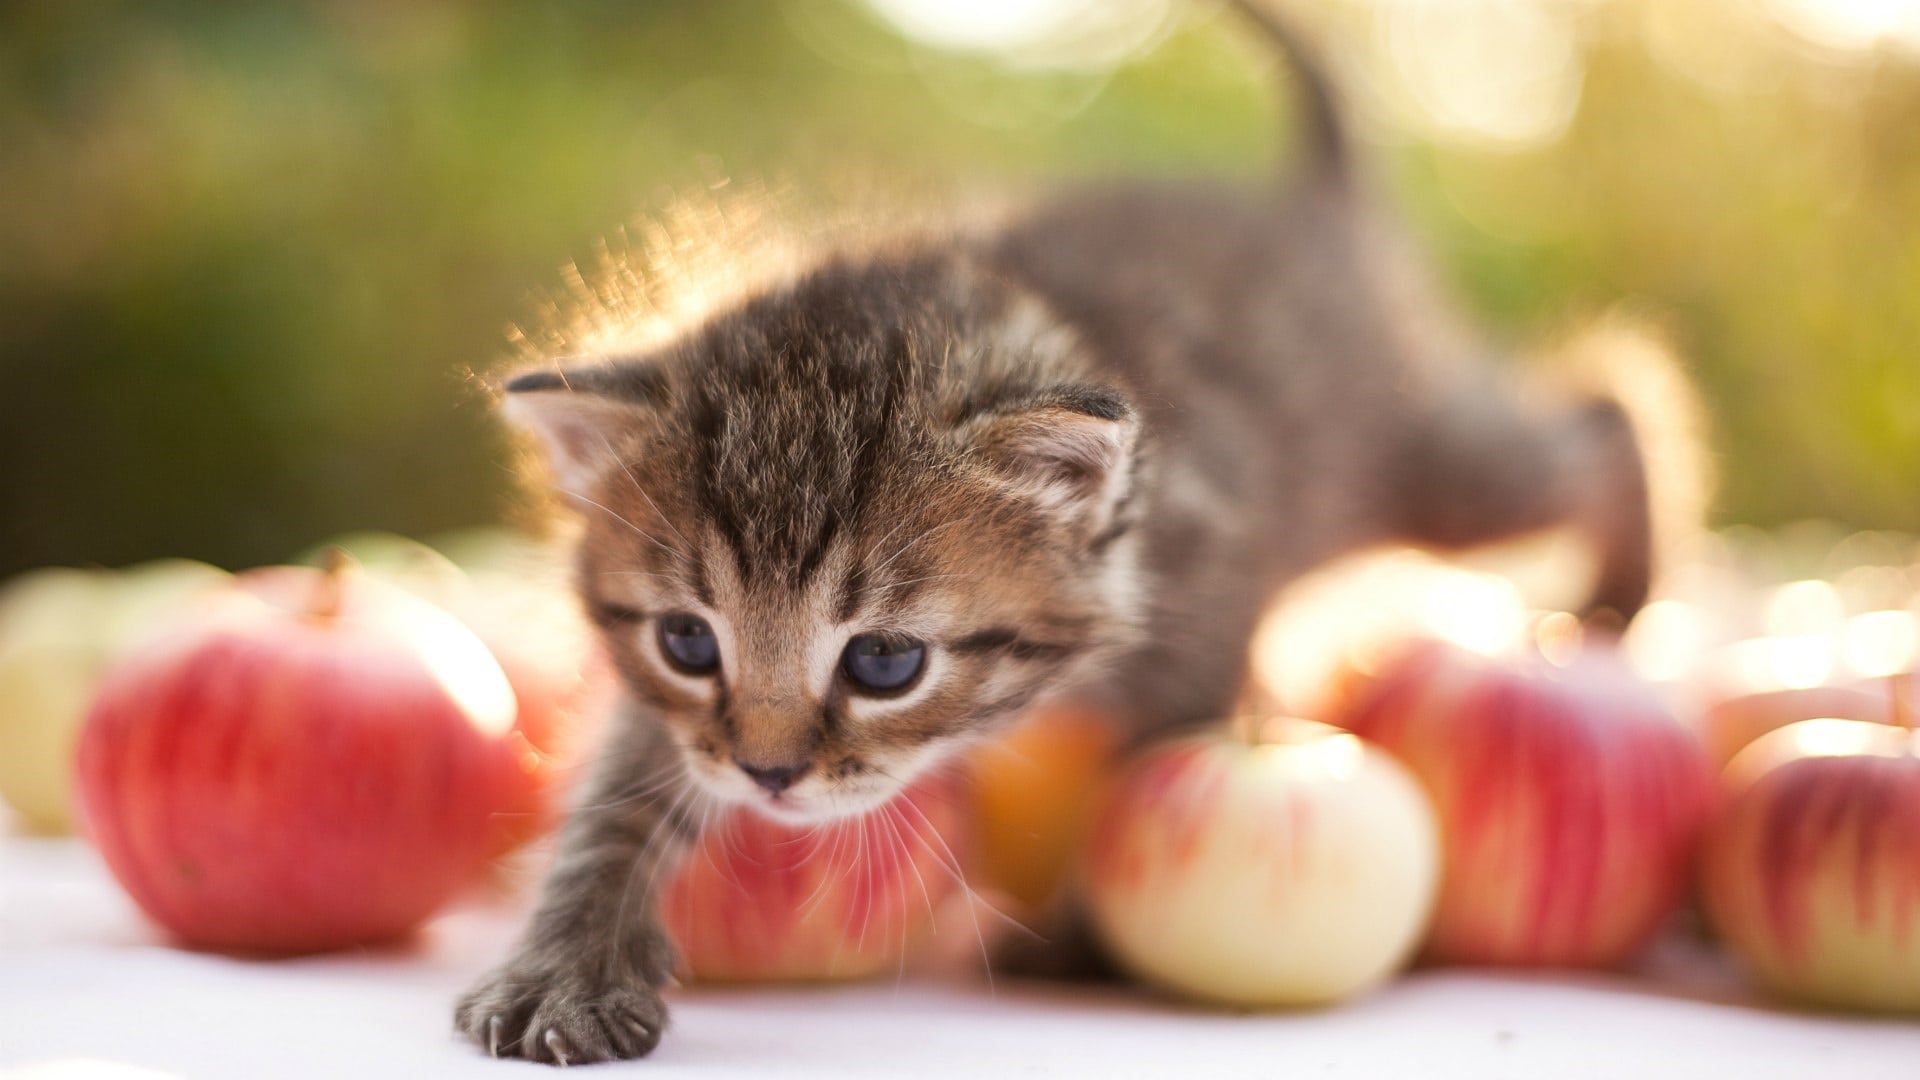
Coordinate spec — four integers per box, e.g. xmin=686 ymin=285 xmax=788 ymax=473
xmin=996 ymin=406 xmax=1130 ymax=485
xmin=975 ymin=403 xmax=1137 ymax=522
xmin=501 ymin=388 xmax=648 ymax=495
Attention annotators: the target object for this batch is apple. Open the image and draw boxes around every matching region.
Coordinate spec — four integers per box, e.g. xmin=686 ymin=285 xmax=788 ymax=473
xmin=658 ymin=768 xmax=970 ymax=982
xmin=427 ymin=525 xmax=562 ymax=581
xmin=1700 ymin=716 xmax=1920 ymax=1012
xmin=1693 ymin=611 xmax=1919 ymax=767
xmin=1081 ymin=719 xmax=1439 ymax=1006
xmin=966 ymin=705 xmax=1118 ymax=913
xmin=298 ymin=534 xmax=603 ymax=857
xmin=74 ymin=558 xmax=525 ymax=953
xmin=449 ymin=569 xmax=610 ymax=858
xmin=0 ymin=559 xmax=229 ymax=833
xmin=1333 ymin=637 xmax=1715 ymax=967
xmin=104 ymin=559 xmax=238 ymax=645
xmin=1700 ymin=682 xmax=1896 ymax=768
xmin=1249 ymin=552 xmax=1534 ymax=721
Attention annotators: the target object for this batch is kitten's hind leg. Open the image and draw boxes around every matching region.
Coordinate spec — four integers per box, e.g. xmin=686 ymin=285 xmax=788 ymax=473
xmin=1392 ymin=363 xmax=1681 ymax=626
xmin=454 ymin=707 xmax=699 ymax=1064
xmin=1558 ymin=397 xmax=1655 ymax=624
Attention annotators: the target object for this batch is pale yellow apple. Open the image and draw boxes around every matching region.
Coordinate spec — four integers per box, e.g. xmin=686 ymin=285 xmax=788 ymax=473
xmin=1082 ymin=719 xmax=1440 ymax=1007
xmin=0 ymin=560 xmax=228 ymax=833
xmin=106 ymin=559 xmax=233 ymax=646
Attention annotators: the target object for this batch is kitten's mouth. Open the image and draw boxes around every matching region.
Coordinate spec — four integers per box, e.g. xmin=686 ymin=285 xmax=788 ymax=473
xmin=722 ymin=780 xmax=905 ymax=827
xmin=748 ymin=792 xmax=828 ymax=826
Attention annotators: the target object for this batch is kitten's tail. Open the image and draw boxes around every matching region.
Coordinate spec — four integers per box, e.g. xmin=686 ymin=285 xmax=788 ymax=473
xmin=1223 ymin=0 xmax=1351 ymax=185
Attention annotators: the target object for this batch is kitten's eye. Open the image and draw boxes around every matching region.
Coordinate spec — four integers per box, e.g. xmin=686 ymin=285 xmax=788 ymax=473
xmin=841 ymin=634 xmax=926 ymax=693
xmin=658 ymin=613 xmax=720 ymax=674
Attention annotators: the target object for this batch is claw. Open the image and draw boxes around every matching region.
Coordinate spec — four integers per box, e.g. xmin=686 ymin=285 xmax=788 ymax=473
xmin=488 ymin=1016 xmax=502 ymax=1058
xmin=545 ymin=1028 xmax=570 ymax=1067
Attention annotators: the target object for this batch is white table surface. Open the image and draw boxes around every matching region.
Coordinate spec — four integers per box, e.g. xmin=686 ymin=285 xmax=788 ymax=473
xmin=4 ymin=822 xmax=1918 ymax=1079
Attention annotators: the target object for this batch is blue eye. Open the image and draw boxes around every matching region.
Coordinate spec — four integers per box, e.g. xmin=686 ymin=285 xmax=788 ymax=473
xmin=842 ymin=634 xmax=926 ymax=693
xmin=658 ymin=613 xmax=719 ymax=674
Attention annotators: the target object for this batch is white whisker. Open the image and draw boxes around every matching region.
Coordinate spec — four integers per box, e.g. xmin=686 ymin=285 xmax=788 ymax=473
xmin=885 ymin=788 xmax=1005 ymax=994
xmin=864 ymin=517 xmax=970 ymax=581
xmin=562 ymin=487 xmax=691 ymax=568
xmin=595 ymin=428 xmax=692 ymax=551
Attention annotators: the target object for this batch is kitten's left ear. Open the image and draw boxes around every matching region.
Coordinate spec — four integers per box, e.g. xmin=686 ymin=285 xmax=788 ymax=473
xmin=499 ymin=363 xmax=665 ymax=494
xmin=964 ymin=384 xmax=1139 ymax=535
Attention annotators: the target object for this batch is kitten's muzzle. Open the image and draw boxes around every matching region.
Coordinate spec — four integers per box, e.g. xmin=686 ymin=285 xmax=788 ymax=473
xmin=736 ymin=758 xmax=811 ymax=795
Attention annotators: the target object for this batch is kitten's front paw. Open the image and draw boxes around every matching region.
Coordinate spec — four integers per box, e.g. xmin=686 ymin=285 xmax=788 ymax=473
xmin=455 ymin=963 xmax=668 ymax=1064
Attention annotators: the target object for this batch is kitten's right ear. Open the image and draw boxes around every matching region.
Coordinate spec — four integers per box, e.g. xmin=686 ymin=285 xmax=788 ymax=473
xmin=961 ymin=384 xmax=1139 ymax=537
xmin=499 ymin=364 xmax=664 ymax=494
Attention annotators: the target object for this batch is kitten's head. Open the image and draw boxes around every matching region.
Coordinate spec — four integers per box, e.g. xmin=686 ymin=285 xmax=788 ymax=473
xmin=503 ymin=255 xmax=1142 ymax=823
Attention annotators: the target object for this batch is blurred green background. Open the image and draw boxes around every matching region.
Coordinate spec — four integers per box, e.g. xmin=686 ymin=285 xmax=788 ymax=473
xmin=2 ymin=0 xmax=1916 ymax=578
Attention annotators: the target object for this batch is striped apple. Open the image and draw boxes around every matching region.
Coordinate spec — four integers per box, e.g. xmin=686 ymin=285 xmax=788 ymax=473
xmin=1081 ymin=720 xmax=1440 ymax=1006
xmin=1701 ymin=717 xmax=1920 ymax=1012
xmin=1334 ymin=637 xmax=1714 ymax=967
xmin=1700 ymin=683 xmax=1896 ymax=769
xmin=75 ymin=559 xmax=524 ymax=954
xmin=659 ymin=768 xmax=969 ymax=982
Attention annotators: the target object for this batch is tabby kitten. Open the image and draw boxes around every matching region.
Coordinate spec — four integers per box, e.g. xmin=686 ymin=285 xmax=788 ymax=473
xmin=455 ymin=3 xmax=1658 ymax=1063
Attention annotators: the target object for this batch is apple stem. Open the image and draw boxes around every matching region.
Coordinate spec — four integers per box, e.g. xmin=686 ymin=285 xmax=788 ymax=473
xmin=310 ymin=547 xmax=354 ymax=621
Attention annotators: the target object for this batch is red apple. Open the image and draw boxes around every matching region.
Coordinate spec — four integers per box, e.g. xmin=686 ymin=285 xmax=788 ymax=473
xmin=297 ymin=534 xmax=605 ymax=858
xmin=1081 ymin=719 xmax=1440 ymax=1006
xmin=74 ymin=559 xmax=525 ymax=953
xmin=1333 ymin=637 xmax=1715 ymax=967
xmin=659 ymin=768 xmax=970 ymax=982
xmin=1700 ymin=717 xmax=1920 ymax=1012
xmin=450 ymin=570 xmax=612 ymax=858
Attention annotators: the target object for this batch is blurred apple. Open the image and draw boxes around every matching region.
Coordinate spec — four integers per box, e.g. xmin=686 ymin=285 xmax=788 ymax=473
xmin=659 ymin=769 xmax=969 ymax=982
xmin=966 ymin=705 xmax=1118 ymax=913
xmin=299 ymin=533 xmax=602 ymax=856
xmin=427 ymin=525 xmax=561 ymax=581
xmin=1249 ymin=551 xmax=1533 ymax=720
xmin=1701 ymin=716 xmax=1920 ymax=1012
xmin=453 ymin=569 xmax=610 ymax=858
xmin=1693 ymin=611 xmax=1918 ymax=767
xmin=75 ymin=559 xmax=525 ymax=953
xmin=1334 ymin=637 xmax=1714 ymax=967
xmin=0 ymin=559 xmax=228 ymax=833
xmin=1081 ymin=719 xmax=1439 ymax=1006
xmin=1700 ymin=683 xmax=1896 ymax=768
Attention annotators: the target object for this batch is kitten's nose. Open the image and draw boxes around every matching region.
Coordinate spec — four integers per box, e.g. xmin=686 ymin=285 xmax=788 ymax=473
xmin=737 ymin=759 xmax=810 ymax=794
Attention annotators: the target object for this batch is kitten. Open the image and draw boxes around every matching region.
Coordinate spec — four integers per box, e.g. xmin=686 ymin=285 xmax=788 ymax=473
xmin=455 ymin=2 xmax=1660 ymax=1063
